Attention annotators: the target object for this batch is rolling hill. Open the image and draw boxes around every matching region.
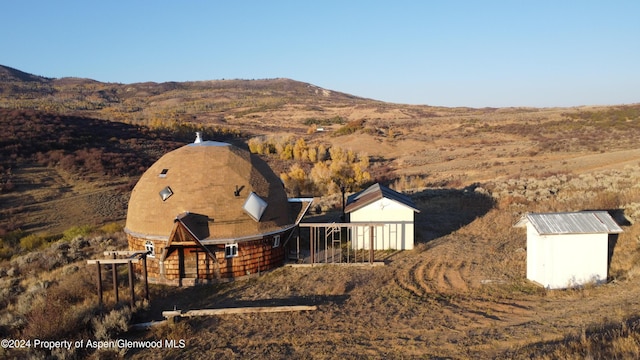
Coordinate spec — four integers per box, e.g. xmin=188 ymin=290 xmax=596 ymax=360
xmin=2 ymin=64 xmax=640 ymax=236
xmin=2 ymin=64 xmax=640 ymax=358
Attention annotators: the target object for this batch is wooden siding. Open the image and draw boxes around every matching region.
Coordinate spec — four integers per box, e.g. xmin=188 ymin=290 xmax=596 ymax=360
xmin=128 ymin=234 xmax=286 ymax=285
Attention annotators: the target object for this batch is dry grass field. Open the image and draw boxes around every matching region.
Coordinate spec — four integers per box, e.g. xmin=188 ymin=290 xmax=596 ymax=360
xmin=121 ymin=164 xmax=640 ymax=360
xmin=1 ymin=65 xmax=640 ymax=358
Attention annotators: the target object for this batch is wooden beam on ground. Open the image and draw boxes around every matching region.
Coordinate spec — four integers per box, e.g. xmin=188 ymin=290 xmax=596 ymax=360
xmin=162 ymin=305 xmax=318 ymax=319
xmin=129 ymin=320 xmax=167 ymax=330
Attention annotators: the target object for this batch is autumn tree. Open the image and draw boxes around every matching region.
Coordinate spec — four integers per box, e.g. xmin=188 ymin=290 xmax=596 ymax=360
xmin=293 ymin=138 xmax=308 ymax=161
xmin=248 ymin=137 xmax=264 ymax=154
xmin=316 ymin=144 xmax=328 ymax=161
xmin=279 ymin=143 xmax=293 ymax=160
xmin=246 ymin=135 xmax=372 ymax=196
xmin=280 ymin=164 xmax=312 ymax=196
xmin=308 ymin=146 xmax=318 ymax=163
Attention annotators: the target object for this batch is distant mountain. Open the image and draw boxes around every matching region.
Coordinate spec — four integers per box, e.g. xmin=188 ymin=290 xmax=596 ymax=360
xmin=0 ymin=64 xmax=391 ymax=133
xmin=0 ymin=64 xmax=51 ymax=83
xmin=0 ymin=64 xmax=369 ymax=104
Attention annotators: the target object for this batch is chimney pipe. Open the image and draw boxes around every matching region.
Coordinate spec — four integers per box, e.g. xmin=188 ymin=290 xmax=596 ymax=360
xmin=194 ymin=132 xmax=203 ymax=143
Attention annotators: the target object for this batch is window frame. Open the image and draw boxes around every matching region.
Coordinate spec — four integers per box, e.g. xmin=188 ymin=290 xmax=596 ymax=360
xmin=225 ymin=243 xmax=238 ymax=258
xmin=145 ymin=240 xmax=155 ymax=258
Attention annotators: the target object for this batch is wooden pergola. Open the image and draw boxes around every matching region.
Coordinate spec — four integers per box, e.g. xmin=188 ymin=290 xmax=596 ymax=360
xmin=87 ymin=251 xmax=150 ymax=308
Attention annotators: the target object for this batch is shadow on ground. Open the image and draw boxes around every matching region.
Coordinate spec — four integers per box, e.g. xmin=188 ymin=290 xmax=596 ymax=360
xmin=138 ymin=283 xmax=348 ymax=322
xmin=411 ymin=184 xmax=495 ymax=243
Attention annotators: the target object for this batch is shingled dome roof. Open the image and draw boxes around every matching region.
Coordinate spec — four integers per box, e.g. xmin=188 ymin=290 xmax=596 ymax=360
xmin=125 ymin=140 xmax=292 ymax=242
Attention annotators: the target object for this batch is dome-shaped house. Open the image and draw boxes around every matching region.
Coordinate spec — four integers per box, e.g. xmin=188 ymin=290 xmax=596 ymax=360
xmin=125 ymin=134 xmax=311 ymax=286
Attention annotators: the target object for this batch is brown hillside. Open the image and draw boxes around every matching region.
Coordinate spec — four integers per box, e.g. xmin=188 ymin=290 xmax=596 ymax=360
xmin=2 ymin=65 xmax=640 ymax=359
xmin=2 ymin=64 xmax=640 ymax=235
xmin=0 ymin=108 xmax=243 ymax=235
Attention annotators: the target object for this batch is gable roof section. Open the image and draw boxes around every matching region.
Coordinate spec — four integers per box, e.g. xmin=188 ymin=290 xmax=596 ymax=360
xmin=515 ymin=211 xmax=623 ymax=235
xmin=345 ymin=183 xmax=420 ymax=213
xmin=288 ymin=198 xmax=314 ymax=225
xmin=161 ymin=211 xmax=221 ymax=279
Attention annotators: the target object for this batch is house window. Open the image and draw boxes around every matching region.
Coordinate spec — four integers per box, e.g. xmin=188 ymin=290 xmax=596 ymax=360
xmin=225 ymin=244 xmax=238 ymax=258
xmin=145 ymin=241 xmax=155 ymax=257
xmin=273 ymin=235 xmax=280 ymax=248
xmin=159 ymin=169 xmax=169 ymax=178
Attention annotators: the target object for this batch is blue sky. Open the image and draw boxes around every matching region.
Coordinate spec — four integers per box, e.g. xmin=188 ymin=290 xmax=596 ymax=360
xmin=2 ymin=1 xmax=639 ymax=108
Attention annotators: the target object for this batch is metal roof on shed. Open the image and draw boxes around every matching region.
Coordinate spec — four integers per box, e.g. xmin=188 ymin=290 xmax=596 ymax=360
xmin=515 ymin=211 xmax=623 ymax=235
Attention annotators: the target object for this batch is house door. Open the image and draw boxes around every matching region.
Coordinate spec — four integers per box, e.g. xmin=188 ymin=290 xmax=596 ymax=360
xmin=179 ymin=248 xmax=198 ymax=279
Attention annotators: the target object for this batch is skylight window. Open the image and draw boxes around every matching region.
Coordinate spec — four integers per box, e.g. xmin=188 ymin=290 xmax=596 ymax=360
xmin=159 ymin=186 xmax=173 ymax=201
xmin=243 ymin=192 xmax=268 ymax=222
xmin=159 ymin=169 xmax=169 ymax=178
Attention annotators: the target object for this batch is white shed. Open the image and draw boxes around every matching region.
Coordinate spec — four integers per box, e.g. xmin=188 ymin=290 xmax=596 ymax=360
xmin=515 ymin=211 xmax=623 ymax=289
xmin=345 ymin=183 xmax=420 ymax=250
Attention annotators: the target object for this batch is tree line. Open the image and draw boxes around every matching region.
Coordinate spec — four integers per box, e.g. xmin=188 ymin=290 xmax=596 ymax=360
xmin=248 ymin=136 xmax=371 ymax=196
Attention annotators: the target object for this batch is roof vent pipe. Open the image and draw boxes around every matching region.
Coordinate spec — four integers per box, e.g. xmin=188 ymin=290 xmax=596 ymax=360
xmin=194 ymin=132 xmax=203 ymax=144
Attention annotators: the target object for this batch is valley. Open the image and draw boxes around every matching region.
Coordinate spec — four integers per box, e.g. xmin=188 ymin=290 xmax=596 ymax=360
xmin=1 ymin=64 xmax=640 ymax=359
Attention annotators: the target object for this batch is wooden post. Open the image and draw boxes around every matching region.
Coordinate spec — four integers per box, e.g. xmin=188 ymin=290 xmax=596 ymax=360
xmin=324 ymin=229 xmax=328 ymax=264
xmin=309 ymin=227 xmax=316 ymax=266
xmin=96 ymin=261 xmax=103 ymax=306
xmin=112 ymin=254 xmax=119 ymax=303
xmin=369 ymin=226 xmax=374 ymax=264
xmin=142 ymin=255 xmax=149 ymax=301
xmin=128 ymin=261 xmax=135 ymax=308
xmin=297 ymin=230 xmax=301 ymax=261
xmin=112 ymin=264 xmax=119 ymax=303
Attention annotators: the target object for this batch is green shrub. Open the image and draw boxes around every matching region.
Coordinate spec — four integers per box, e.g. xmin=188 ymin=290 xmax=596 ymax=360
xmin=1 ymin=229 xmax=25 ymax=247
xmin=334 ymin=119 xmax=365 ymax=136
xmin=61 ymin=225 xmax=94 ymax=242
xmin=92 ymin=307 xmax=132 ymax=341
xmin=19 ymin=234 xmax=46 ymax=251
xmin=0 ymin=241 xmax=15 ymax=260
xmin=99 ymin=222 xmax=123 ymax=234
xmin=302 ymin=116 xmax=345 ymax=126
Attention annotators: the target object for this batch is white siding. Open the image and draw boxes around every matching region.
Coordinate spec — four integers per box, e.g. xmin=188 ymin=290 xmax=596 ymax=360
xmin=350 ymin=198 xmax=415 ymax=250
xmin=526 ymin=224 xmax=608 ymax=289
xmin=526 ymin=226 xmax=538 ymax=282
